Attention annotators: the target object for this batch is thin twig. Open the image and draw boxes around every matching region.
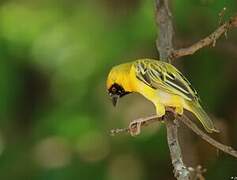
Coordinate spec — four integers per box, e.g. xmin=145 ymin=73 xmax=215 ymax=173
xmin=110 ymin=114 xmax=237 ymax=159
xmin=170 ymin=15 xmax=237 ymax=60
xmin=110 ymin=115 xmax=161 ymax=136
xmin=218 ymin=7 xmax=227 ymax=25
xmin=110 ymin=114 xmax=162 ymax=136
xmin=179 ymin=114 xmax=237 ymax=158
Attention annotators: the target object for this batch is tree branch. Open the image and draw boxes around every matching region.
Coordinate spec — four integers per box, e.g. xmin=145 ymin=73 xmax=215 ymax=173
xmin=179 ymin=114 xmax=237 ymax=158
xmin=170 ymin=15 xmax=237 ymax=60
xmin=110 ymin=114 xmax=163 ymax=136
xmin=165 ymin=112 xmax=190 ymax=179
xmin=155 ymin=0 xmax=190 ymax=179
xmin=110 ymin=114 xmax=237 ymax=159
xmin=155 ymin=0 xmax=173 ymax=61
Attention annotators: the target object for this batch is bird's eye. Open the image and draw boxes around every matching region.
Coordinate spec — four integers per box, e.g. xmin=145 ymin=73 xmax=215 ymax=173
xmin=111 ymin=87 xmax=116 ymax=92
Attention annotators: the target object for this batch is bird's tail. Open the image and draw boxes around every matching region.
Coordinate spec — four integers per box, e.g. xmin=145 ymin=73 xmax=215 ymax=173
xmin=186 ymin=101 xmax=219 ymax=133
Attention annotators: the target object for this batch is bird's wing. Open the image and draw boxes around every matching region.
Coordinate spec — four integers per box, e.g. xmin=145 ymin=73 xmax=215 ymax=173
xmin=134 ymin=59 xmax=199 ymax=101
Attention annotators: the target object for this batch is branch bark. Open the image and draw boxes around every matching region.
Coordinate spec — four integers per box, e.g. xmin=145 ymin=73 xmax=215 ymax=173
xmin=156 ymin=0 xmax=173 ymax=61
xmin=110 ymin=114 xmax=237 ymax=159
xmin=170 ymin=15 xmax=237 ymax=60
xmin=155 ymin=0 xmax=190 ymax=179
xmin=180 ymin=114 xmax=237 ymax=158
xmin=165 ymin=112 xmax=190 ymax=179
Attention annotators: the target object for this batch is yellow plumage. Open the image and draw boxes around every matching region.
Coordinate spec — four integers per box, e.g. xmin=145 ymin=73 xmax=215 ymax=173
xmin=106 ymin=58 xmax=218 ymax=133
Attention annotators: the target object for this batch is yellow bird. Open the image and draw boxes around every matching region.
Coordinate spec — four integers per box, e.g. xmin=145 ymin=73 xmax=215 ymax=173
xmin=106 ymin=58 xmax=218 ymax=133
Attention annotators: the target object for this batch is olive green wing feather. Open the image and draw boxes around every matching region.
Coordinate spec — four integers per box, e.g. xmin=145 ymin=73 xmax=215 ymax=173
xmin=134 ymin=59 xmax=199 ymax=102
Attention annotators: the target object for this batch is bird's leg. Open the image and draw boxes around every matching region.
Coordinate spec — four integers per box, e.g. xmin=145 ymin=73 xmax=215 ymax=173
xmin=129 ymin=103 xmax=166 ymax=136
xmin=156 ymin=103 xmax=166 ymax=119
xmin=129 ymin=103 xmax=165 ymax=136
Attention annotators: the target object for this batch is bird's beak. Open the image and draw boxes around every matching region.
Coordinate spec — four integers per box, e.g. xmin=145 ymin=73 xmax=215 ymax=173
xmin=111 ymin=95 xmax=119 ymax=107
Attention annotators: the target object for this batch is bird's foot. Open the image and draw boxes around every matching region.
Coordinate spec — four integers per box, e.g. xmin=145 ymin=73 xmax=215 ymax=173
xmin=174 ymin=106 xmax=183 ymax=116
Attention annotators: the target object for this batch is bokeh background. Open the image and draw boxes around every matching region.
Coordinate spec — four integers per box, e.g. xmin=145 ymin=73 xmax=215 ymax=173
xmin=0 ymin=0 xmax=237 ymax=179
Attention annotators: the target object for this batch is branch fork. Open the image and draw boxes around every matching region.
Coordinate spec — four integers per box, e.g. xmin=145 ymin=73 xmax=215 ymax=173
xmin=169 ymin=15 xmax=237 ymax=60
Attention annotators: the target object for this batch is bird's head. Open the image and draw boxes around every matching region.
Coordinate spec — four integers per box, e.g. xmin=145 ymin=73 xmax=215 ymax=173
xmin=106 ymin=63 xmax=133 ymax=106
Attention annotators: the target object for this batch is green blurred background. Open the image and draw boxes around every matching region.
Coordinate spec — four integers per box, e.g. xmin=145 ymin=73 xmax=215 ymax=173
xmin=0 ymin=0 xmax=237 ymax=179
